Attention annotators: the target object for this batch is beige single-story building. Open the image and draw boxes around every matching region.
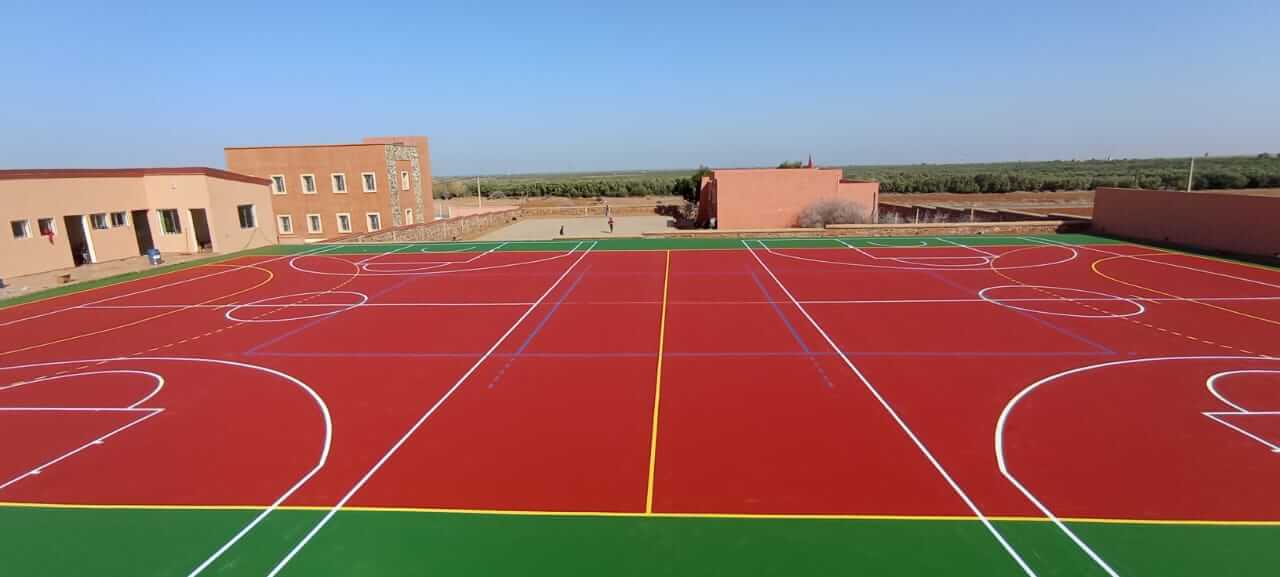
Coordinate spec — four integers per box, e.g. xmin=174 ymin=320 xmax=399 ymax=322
xmin=1 ymin=168 xmax=277 ymax=278
xmin=697 ymin=166 xmax=879 ymax=229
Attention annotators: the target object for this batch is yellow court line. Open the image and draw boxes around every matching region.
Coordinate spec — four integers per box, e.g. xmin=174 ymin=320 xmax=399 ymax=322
xmin=1092 ymin=254 xmax=1280 ymax=328
xmin=2 ymin=500 xmax=1277 ymax=527
xmin=0 ymin=264 xmax=274 ymax=357
xmin=644 ymin=249 xmax=671 ymax=514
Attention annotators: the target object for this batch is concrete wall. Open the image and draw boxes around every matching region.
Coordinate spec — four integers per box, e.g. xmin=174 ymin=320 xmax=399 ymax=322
xmin=701 ymin=168 xmax=879 ymax=229
xmin=1091 ymin=187 xmax=1280 ymax=257
xmin=647 ymin=220 xmax=1085 ymax=239
xmin=0 ymin=170 xmax=274 ymax=278
xmin=335 ymin=208 xmax=520 ymax=243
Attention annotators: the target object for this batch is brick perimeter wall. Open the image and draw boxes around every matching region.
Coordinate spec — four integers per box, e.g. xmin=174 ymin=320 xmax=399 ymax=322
xmin=333 ymin=208 xmax=520 ymax=242
xmin=1091 ymin=187 xmax=1280 ymax=258
xmin=646 ymin=220 xmax=1085 ymax=239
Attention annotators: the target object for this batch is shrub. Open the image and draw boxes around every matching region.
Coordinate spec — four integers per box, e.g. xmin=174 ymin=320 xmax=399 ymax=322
xmin=796 ymin=198 xmax=870 ymax=228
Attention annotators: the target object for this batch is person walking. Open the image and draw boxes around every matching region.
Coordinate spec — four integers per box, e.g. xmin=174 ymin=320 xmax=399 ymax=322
xmin=607 ymin=216 xmax=614 ymax=233
xmin=559 ymin=225 xmax=565 ymax=236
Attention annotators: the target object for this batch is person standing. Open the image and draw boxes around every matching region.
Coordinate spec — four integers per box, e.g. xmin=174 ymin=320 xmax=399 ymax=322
xmin=607 ymin=216 xmax=614 ymax=233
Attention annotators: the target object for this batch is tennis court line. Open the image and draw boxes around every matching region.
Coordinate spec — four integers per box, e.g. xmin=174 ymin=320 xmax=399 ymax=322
xmin=742 ymin=239 xmax=1038 ymax=577
xmin=261 ymin=241 xmax=598 ymax=577
xmin=644 ymin=250 xmax=671 ymax=514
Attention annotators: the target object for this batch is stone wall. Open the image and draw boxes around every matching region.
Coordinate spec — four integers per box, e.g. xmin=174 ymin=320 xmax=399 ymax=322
xmin=645 ymin=220 xmax=1084 ymax=239
xmin=878 ymin=202 xmax=1089 ymax=224
xmin=334 ymin=208 xmax=520 ymax=243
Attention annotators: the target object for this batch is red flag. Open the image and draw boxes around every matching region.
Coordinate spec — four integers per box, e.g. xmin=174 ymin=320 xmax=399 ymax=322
xmin=807 ymin=154 xmax=814 ymax=168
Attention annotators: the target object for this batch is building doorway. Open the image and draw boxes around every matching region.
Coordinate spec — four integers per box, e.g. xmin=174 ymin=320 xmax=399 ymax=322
xmin=131 ymin=210 xmax=155 ymax=255
xmin=62 ymin=215 xmax=93 ymax=266
xmin=190 ymin=209 xmax=213 ymax=251
xmin=404 ymin=208 xmax=414 ymax=225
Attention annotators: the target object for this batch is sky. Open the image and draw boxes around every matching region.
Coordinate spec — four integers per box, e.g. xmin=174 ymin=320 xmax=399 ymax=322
xmin=1 ymin=0 xmax=1276 ymax=176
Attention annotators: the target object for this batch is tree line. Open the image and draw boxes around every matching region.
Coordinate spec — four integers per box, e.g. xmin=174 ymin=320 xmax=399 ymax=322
xmin=434 ymin=155 xmax=1280 ymax=199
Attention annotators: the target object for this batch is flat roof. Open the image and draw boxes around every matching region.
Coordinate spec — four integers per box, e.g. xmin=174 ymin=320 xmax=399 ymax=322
xmin=0 ymin=167 xmax=270 ymax=186
xmin=223 ymin=143 xmax=383 ymax=151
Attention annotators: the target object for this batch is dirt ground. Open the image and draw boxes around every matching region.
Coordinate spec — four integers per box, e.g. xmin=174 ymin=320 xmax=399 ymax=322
xmin=438 ymin=195 xmax=682 ymax=210
xmin=880 ymin=190 xmax=1095 ymax=207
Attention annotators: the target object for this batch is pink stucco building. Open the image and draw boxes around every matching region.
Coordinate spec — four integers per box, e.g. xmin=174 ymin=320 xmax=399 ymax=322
xmin=697 ymin=167 xmax=879 ymax=229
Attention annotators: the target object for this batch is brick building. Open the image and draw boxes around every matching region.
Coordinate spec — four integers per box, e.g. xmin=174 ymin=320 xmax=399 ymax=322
xmin=225 ymin=136 xmax=432 ymax=242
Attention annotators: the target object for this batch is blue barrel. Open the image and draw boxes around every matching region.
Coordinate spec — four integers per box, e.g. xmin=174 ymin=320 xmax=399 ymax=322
xmin=147 ymin=248 xmax=161 ymax=265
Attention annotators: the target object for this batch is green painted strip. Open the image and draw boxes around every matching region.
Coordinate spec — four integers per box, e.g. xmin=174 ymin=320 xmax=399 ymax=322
xmin=2 ymin=506 xmax=1277 ymax=576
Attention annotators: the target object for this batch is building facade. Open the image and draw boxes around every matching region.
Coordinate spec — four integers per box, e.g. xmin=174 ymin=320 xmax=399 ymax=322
xmin=1 ymin=168 xmax=277 ymax=278
xmin=225 ymin=136 xmax=432 ymax=243
xmin=697 ymin=167 xmax=879 ymax=229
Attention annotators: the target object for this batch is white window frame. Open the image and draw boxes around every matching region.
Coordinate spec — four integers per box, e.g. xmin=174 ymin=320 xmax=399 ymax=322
xmin=361 ymin=172 xmax=377 ymax=192
xmin=331 ymin=173 xmax=347 ymax=194
xmin=300 ymin=174 xmax=317 ymax=195
xmin=11 ymin=219 xmax=31 ymax=239
xmin=366 ymin=212 xmax=382 ymax=231
xmin=400 ymin=170 xmax=410 ymax=190
xmin=336 ymin=212 xmax=352 ymax=233
xmin=158 ymin=209 xmax=181 ymax=235
xmin=236 ymin=204 xmax=257 ymax=229
xmin=306 ymin=213 xmax=323 ymax=234
xmin=90 ymin=213 xmax=109 ymax=230
xmin=110 ymin=211 xmax=128 ymax=227
xmin=277 ymin=214 xmax=294 ymax=235
xmin=270 ymin=174 xmax=287 ymax=195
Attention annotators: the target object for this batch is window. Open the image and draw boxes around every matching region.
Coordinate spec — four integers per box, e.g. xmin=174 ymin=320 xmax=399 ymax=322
xmin=10 ymin=220 xmax=30 ymax=239
xmin=159 ymin=209 xmax=181 ymax=234
xmin=366 ymin=212 xmax=381 ymax=231
xmin=306 ymin=213 xmax=322 ymax=234
xmin=237 ymin=204 xmax=257 ymax=229
xmin=277 ymin=214 xmax=294 ymax=234
xmin=301 ymin=174 xmax=317 ymax=194
xmin=331 ymin=173 xmax=347 ymax=193
xmin=361 ymin=172 xmax=377 ymax=192
xmin=400 ymin=171 xmax=410 ymax=190
xmin=336 ymin=213 xmax=352 ymax=233
xmin=270 ymin=175 xmax=287 ymax=195
xmin=38 ymin=218 xmax=56 ymax=236
xmin=110 ymin=211 xmax=128 ymax=227
xmin=90 ymin=213 xmax=108 ymax=230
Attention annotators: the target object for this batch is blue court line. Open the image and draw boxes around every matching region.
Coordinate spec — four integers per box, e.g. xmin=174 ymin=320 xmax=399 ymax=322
xmin=925 ymin=270 xmax=1115 ymax=355
xmin=747 ymin=268 xmax=836 ymax=389
xmin=488 ymin=265 xmax=592 ymax=389
xmin=243 ymin=274 xmax=423 ymax=354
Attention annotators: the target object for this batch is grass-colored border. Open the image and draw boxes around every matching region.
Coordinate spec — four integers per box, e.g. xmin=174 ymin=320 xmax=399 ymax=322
xmin=0 ymin=245 xmax=281 ymax=310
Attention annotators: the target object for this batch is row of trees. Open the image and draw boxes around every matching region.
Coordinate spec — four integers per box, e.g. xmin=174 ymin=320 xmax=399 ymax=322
xmin=846 ymin=155 xmax=1280 ymax=194
xmin=434 ymin=155 xmax=1280 ymax=199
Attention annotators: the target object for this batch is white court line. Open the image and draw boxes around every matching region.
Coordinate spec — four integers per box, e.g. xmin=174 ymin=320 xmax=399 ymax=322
xmin=0 ymin=245 xmax=339 ymax=329
xmin=743 ymin=240 xmax=1038 ymax=577
xmin=0 ymin=357 xmax=334 ymax=577
xmin=996 ymin=356 xmax=1280 ymax=577
xmin=0 ymin=369 xmax=165 ymax=408
xmin=977 ymin=285 xmax=1146 ymax=319
xmin=1203 ymin=369 xmax=1280 ymax=452
xmin=290 ymin=242 xmax=582 ymax=277
xmin=263 ymin=241 xmax=598 ymax=577
xmin=1025 ymin=237 xmax=1280 ymax=291
xmin=762 ymin=239 xmax=1077 ymax=272
xmin=354 ymin=244 xmax=414 ymax=266
xmin=835 ymin=238 xmax=991 ymax=266
xmin=80 ymin=301 xmax=538 ymax=309
xmin=0 ymin=408 xmax=163 ymax=493
xmin=936 ymin=236 xmax=999 ymax=257
xmin=360 ymin=242 xmax=510 ymax=273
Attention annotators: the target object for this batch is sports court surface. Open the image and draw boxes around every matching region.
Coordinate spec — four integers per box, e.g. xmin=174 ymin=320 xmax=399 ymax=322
xmin=1 ymin=233 xmax=1278 ymax=576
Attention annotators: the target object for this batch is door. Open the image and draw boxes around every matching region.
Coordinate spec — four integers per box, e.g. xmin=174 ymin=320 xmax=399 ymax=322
xmin=62 ymin=215 xmax=93 ymax=266
xmin=132 ymin=210 xmax=155 ymax=255
xmin=190 ymin=209 xmax=213 ymax=251
xmin=404 ymin=209 xmax=414 ymax=225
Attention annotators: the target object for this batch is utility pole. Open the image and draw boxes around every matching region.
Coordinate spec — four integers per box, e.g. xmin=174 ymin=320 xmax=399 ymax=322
xmin=476 ymin=176 xmax=482 ymax=208
xmin=1186 ymin=157 xmax=1195 ymax=192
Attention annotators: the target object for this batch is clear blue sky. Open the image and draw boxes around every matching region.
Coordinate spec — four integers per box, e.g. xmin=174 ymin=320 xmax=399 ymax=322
xmin=2 ymin=0 xmax=1276 ymax=175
